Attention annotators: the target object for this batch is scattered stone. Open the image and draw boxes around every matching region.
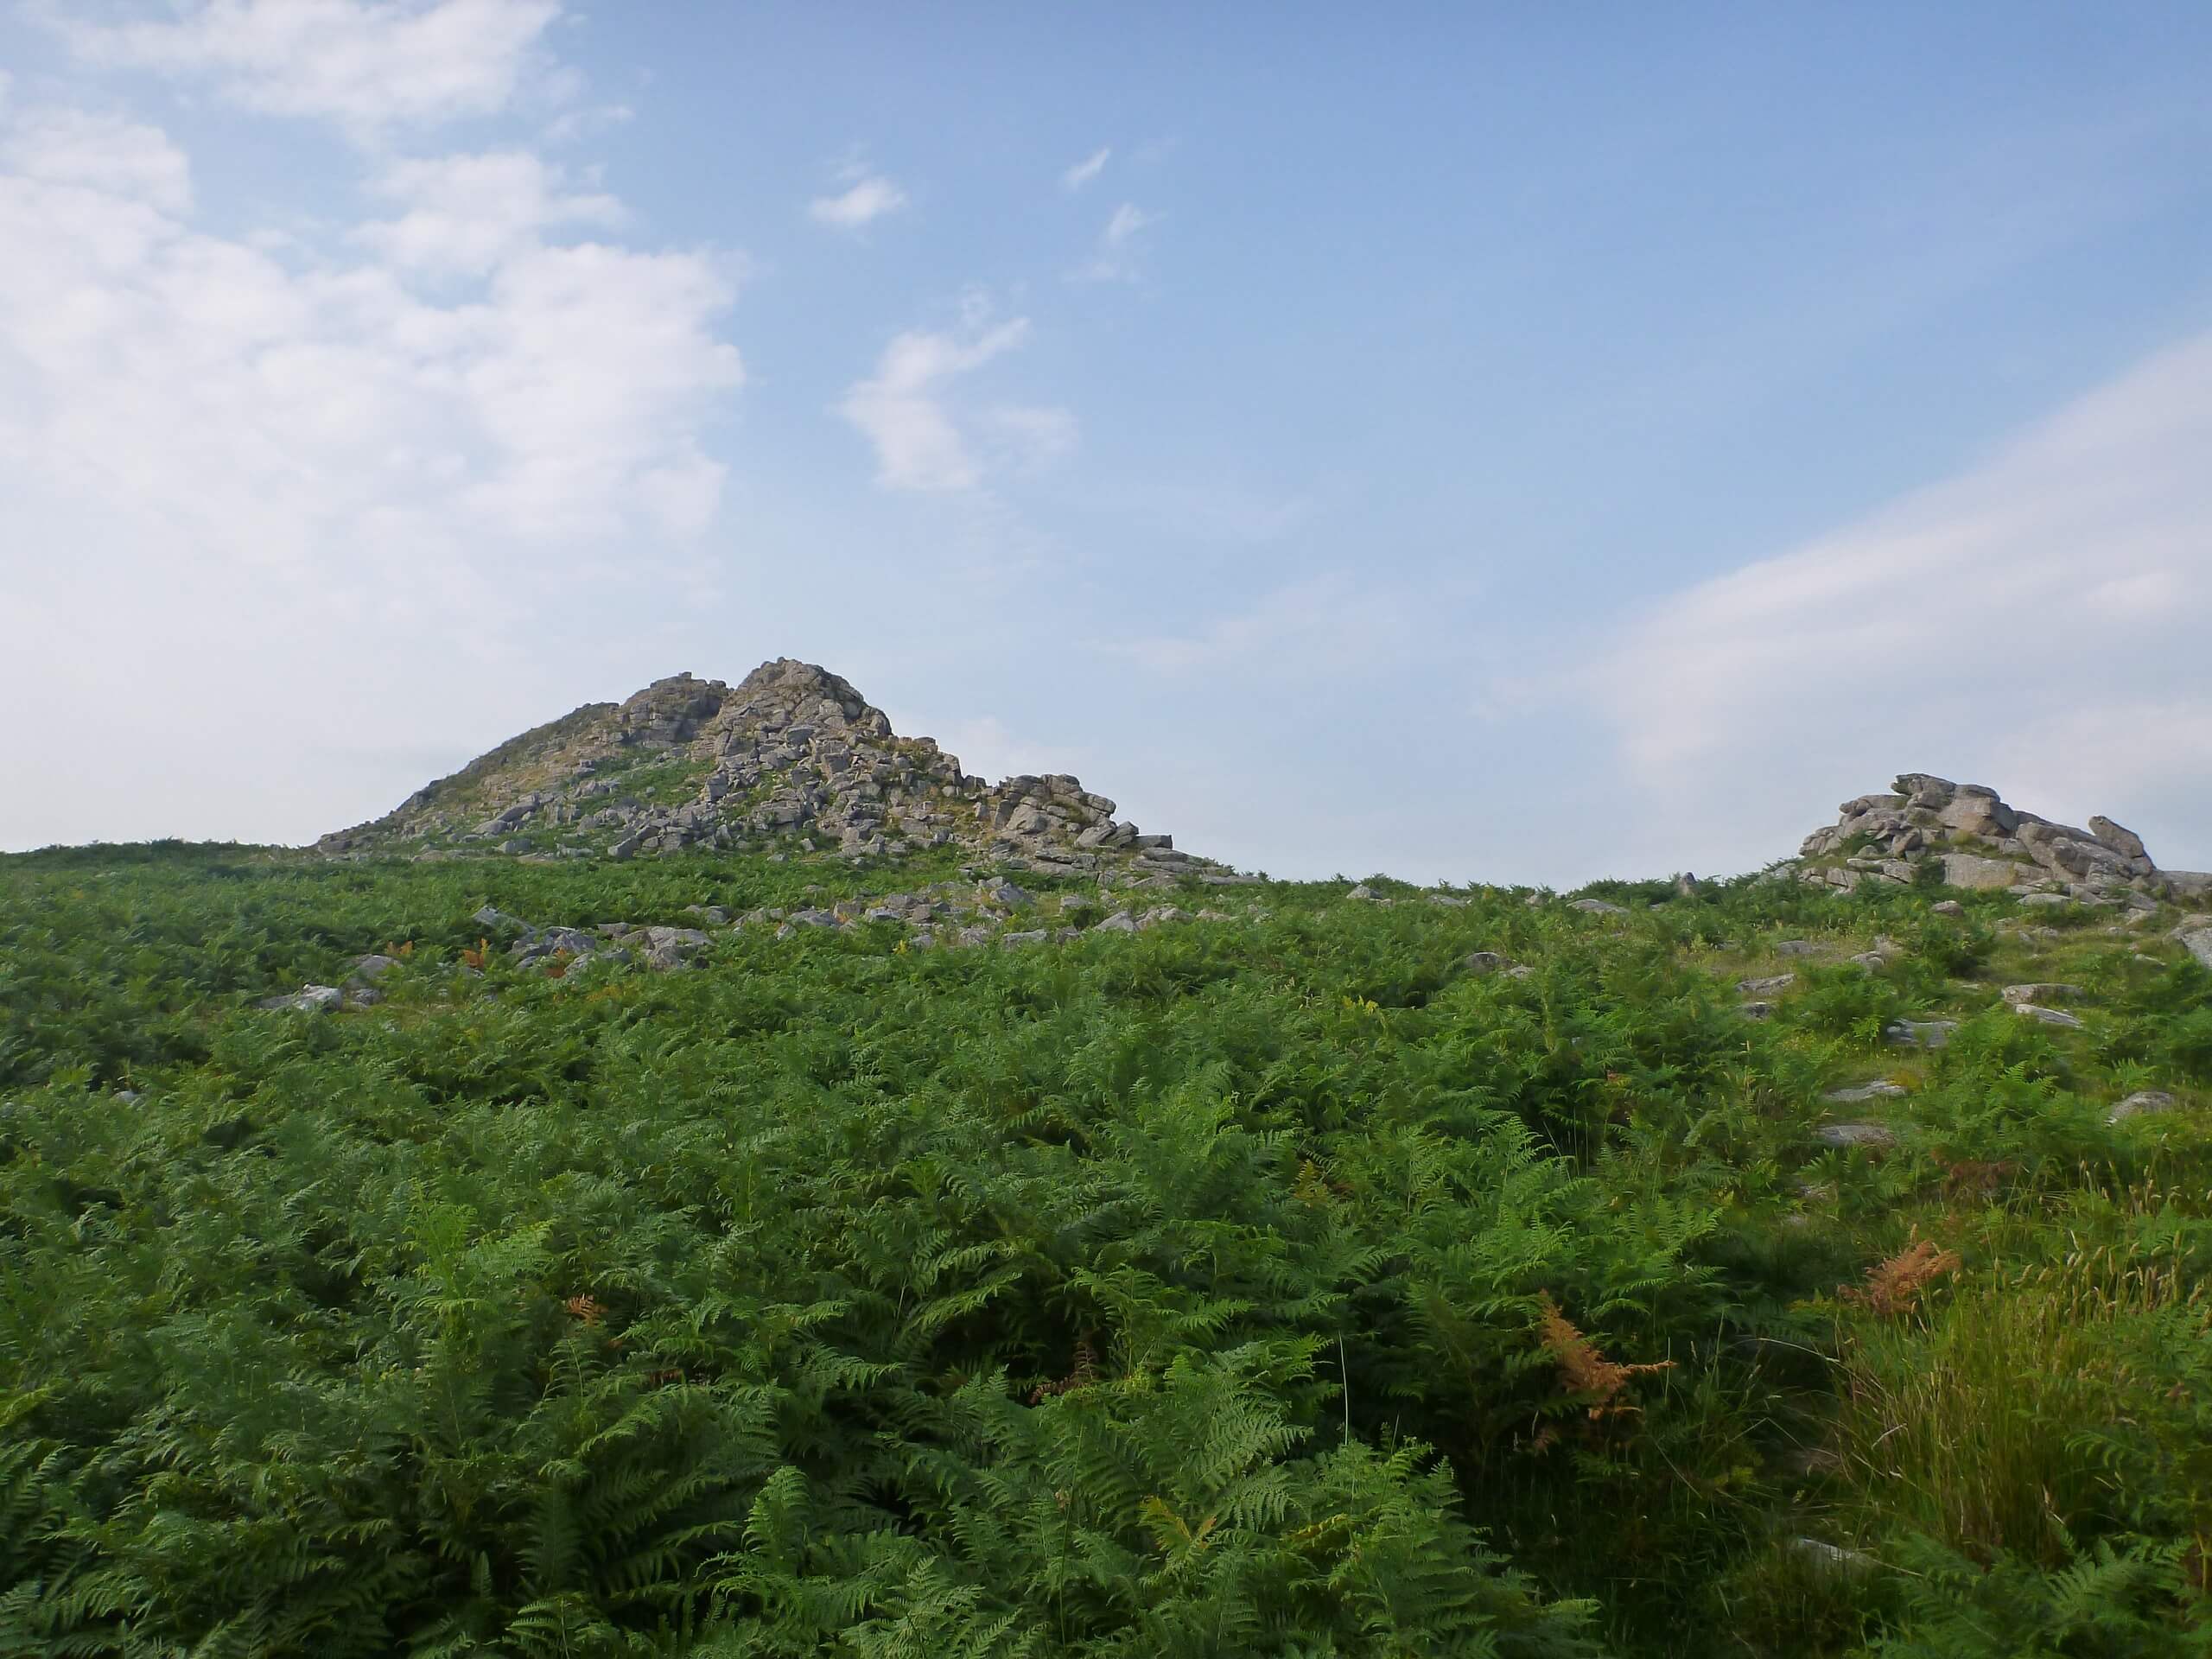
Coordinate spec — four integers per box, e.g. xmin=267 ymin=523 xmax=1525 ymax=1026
xmin=1738 ymin=973 xmax=1797 ymax=995
xmin=2013 ymin=1004 xmax=2084 ymax=1029
xmin=1092 ymin=910 xmax=1139 ymax=933
xmin=1001 ymin=929 xmax=1050 ymax=948
xmin=978 ymin=878 xmax=1033 ymax=910
xmin=1738 ymin=1001 xmax=1777 ymax=1020
xmin=114 ymin=1090 xmax=143 ymax=1105
xmin=1137 ymin=906 xmax=1188 ymax=929
xmin=259 ymin=985 xmax=344 ymax=1014
xmin=1931 ymin=899 xmax=1964 ymax=918
xmin=2001 ymin=983 xmax=2082 ymax=1005
xmin=350 ymin=953 xmax=401 ymax=983
xmin=1885 ymin=1019 xmax=1957 ymax=1049
xmin=1813 ymin=1122 xmax=1896 ymax=1150
xmin=2175 ymin=924 xmax=2212 ymax=969
xmin=2109 ymin=1090 xmax=2178 ymax=1123
xmin=1569 ymin=898 xmax=1628 ymax=916
xmin=1773 ymin=940 xmax=1824 ymax=958
xmin=1789 ymin=1538 xmax=1878 ymax=1576
xmin=1464 ymin=951 xmax=1513 ymax=976
xmin=1824 ymin=1080 xmax=1908 ymax=1103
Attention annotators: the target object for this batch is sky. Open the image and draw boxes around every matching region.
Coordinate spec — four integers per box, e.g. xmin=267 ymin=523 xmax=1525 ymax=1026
xmin=3 ymin=2 xmax=2209 ymax=884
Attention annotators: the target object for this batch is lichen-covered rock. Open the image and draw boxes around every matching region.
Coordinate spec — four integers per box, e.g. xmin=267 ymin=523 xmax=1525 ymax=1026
xmin=1791 ymin=774 xmax=2176 ymax=902
xmin=319 ymin=658 xmax=1238 ymax=881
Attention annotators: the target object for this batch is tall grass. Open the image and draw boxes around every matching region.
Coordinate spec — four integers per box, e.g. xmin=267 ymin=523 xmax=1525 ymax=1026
xmin=1829 ymin=1231 xmax=2209 ymax=1567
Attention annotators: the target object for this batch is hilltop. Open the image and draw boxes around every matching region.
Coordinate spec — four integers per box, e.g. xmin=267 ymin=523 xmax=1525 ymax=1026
xmin=320 ymin=658 xmax=1236 ymax=887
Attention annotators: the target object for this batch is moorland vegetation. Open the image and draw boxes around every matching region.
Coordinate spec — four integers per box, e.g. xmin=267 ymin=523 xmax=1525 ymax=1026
xmin=3 ymin=838 xmax=2210 ymax=1656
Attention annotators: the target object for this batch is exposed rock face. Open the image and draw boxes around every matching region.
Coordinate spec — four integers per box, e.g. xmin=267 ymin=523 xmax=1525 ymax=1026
xmin=319 ymin=658 xmax=1235 ymax=880
xmin=1793 ymin=773 xmax=2205 ymax=905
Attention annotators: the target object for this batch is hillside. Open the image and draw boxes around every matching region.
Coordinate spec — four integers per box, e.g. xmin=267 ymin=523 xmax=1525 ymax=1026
xmin=3 ymin=746 xmax=2211 ymax=1656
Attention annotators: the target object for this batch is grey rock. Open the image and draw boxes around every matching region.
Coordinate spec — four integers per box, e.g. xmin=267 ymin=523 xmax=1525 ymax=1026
xmin=351 ymin=953 xmax=401 ymax=982
xmin=1789 ymin=1537 xmax=1878 ymax=1575
xmin=1000 ymin=929 xmax=1050 ymax=948
xmin=1738 ymin=1001 xmax=1777 ymax=1020
xmin=1136 ymin=906 xmax=1187 ymax=929
xmin=472 ymin=905 xmax=530 ymax=934
xmin=1824 ymin=1080 xmax=1908 ymax=1103
xmin=2001 ymin=983 xmax=2082 ymax=1005
xmin=2109 ymin=1090 xmax=2178 ymax=1123
xmin=1463 ymin=951 xmax=1512 ymax=976
xmin=1813 ymin=1122 xmax=1896 ymax=1150
xmin=1738 ymin=973 xmax=1796 ymax=995
xmin=1344 ymin=883 xmax=1377 ymax=902
xmin=1773 ymin=940 xmax=1824 ymax=958
xmin=2012 ymin=1004 xmax=2084 ymax=1029
xmin=1569 ymin=897 xmax=1628 ymax=916
xmin=2176 ymin=925 xmax=2212 ymax=969
xmin=272 ymin=984 xmax=344 ymax=1014
xmin=1941 ymin=853 xmax=2023 ymax=890
xmin=978 ymin=878 xmax=1033 ymax=910
xmin=1885 ymin=1019 xmax=1957 ymax=1049
xmin=1931 ymin=900 xmax=1965 ymax=917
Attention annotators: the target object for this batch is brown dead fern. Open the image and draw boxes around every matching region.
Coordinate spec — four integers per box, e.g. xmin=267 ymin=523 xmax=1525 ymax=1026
xmin=1842 ymin=1235 xmax=1961 ymax=1318
xmin=1535 ymin=1293 xmax=1674 ymax=1418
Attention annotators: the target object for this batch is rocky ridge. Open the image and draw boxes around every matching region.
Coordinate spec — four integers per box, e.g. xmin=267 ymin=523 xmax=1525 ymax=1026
xmin=319 ymin=658 xmax=1243 ymax=884
xmin=1791 ymin=772 xmax=2212 ymax=906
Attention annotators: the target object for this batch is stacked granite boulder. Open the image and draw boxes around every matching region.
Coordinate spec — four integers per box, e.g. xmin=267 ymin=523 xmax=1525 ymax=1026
xmin=320 ymin=658 xmax=1242 ymax=881
xmin=1794 ymin=772 xmax=2209 ymax=904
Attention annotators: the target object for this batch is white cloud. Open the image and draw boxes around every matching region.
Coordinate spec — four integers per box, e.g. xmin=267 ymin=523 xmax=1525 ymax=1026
xmin=0 ymin=83 xmax=746 ymax=851
xmin=1581 ymin=330 xmax=2212 ymax=874
xmin=0 ymin=106 xmax=193 ymax=214
xmin=54 ymin=0 xmax=564 ymax=137
xmin=356 ymin=149 xmax=620 ymax=276
xmin=836 ymin=314 xmax=1037 ymax=491
xmin=808 ymin=174 xmax=907 ymax=230
xmin=1059 ymin=145 xmax=1109 ymax=192
xmin=1070 ymin=200 xmax=1154 ymax=283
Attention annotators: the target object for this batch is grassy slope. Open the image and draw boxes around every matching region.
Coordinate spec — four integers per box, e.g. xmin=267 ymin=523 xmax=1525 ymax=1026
xmin=1 ymin=844 xmax=2209 ymax=1656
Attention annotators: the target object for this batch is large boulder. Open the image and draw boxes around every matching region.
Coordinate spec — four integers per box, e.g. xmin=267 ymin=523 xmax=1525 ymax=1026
xmin=1941 ymin=853 xmax=2023 ymax=890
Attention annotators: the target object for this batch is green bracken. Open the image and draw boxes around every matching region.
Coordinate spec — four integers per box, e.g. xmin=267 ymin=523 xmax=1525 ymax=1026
xmin=1 ymin=842 xmax=2208 ymax=1655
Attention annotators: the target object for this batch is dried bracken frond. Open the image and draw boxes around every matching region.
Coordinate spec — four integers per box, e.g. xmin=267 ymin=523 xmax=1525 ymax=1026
xmin=1843 ymin=1236 xmax=1960 ymax=1318
xmin=1029 ymin=1338 xmax=1099 ymax=1403
xmin=563 ymin=1294 xmax=605 ymax=1326
xmin=1536 ymin=1292 xmax=1673 ymax=1417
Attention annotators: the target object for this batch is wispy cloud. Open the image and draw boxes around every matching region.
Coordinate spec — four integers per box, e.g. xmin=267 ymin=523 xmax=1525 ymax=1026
xmin=838 ymin=308 xmax=1066 ymax=492
xmin=1109 ymin=575 xmax=1412 ymax=674
xmin=1580 ymin=329 xmax=2212 ymax=871
xmin=808 ymin=173 xmax=908 ymax=230
xmin=1069 ymin=200 xmax=1154 ymax=283
xmin=1059 ymin=145 xmax=1109 ymax=192
xmin=50 ymin=0 xmax=567 ymax=139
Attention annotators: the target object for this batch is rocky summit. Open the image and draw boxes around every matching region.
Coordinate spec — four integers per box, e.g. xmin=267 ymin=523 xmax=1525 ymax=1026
xmin=318 ymin=658 xmax=1241 ymax=884
xmin=1791 ymin=772 xmax=2212 ymax=905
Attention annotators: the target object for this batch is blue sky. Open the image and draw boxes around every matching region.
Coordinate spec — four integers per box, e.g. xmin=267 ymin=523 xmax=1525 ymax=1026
xmin=3 ymin=2 xmax=2209 ymax=882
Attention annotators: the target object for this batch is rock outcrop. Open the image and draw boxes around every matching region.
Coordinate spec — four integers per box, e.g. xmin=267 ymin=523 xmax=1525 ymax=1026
xmin=320 ymin=658 xmax=1236 ymax=880
xmin=1791 ymin=773 xmax=2208 ymax=905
